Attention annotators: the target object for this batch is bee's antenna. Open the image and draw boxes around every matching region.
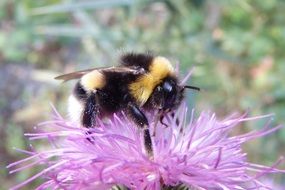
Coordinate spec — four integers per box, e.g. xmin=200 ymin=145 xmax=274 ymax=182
xmin=184 ymin=85 xmax=200 ymax=91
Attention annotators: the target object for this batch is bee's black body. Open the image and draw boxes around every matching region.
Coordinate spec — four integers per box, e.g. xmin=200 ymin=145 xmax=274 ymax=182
xmin=55 ymin=52 xmax=199 ymax=155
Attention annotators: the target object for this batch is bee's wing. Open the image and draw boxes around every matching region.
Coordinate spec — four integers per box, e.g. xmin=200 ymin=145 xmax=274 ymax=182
xmin=55 ymin=68 xmax=96 ymax=82
xmin=102 ymin=66 xmax=145 ymax=74
xmin=55 ymin=66 xmax=145 ymax=82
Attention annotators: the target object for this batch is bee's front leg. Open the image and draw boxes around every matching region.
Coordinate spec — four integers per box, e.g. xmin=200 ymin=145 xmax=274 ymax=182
xmin=126 ymin=103 xmax=153 ymax=156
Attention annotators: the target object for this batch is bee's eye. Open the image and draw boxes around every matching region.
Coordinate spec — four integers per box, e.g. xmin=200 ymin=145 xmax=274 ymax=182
xmin=163 ymin=83 xmax=171 ymax=92
xmin=161 ymin=80 xmax=177 ymax=109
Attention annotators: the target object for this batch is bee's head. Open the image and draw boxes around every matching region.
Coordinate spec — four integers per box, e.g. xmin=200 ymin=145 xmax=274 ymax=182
xmin=149 ymin=77 xmax=183 ymax=112
xmin=148 ymin=77 xmax=200 ymax=113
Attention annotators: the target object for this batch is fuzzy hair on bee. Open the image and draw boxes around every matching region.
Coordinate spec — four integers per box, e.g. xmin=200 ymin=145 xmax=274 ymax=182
xmin=55 ymin=52 xmax=200 ymax=155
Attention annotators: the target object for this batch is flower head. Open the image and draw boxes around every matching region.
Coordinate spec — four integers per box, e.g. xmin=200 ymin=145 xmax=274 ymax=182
xmin=8 ymin=104 xmax=284 ymax=190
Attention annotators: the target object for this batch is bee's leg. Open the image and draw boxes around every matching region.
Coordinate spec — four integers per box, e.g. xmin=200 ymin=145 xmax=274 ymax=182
xmin=82 ymin=92 xmax=99 ymax=128
xmin=159 ymin=114 xmax=168 ymax=127
xmin=152 ymin=110 xmax=165 ymax=136
xmin=126 ymin=103 xmax=153 ymax=156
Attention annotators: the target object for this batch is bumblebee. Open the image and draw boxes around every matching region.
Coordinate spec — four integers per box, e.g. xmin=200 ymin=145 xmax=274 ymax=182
xmin=55 ymin=52 xmax=199 ymax=155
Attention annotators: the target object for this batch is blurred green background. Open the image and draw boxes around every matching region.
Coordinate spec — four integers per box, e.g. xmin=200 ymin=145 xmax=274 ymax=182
xmin=0 ymin=0 xmax=284 ymax=189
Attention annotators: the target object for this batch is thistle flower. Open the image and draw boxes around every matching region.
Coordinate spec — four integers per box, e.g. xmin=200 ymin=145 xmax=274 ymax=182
xmin=8 ymin=104 xmax=284 ymax=190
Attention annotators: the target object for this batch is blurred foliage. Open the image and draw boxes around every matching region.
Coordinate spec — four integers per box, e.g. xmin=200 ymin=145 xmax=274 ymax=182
xmin=0 ymin=0 xmax=285 ymax=189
